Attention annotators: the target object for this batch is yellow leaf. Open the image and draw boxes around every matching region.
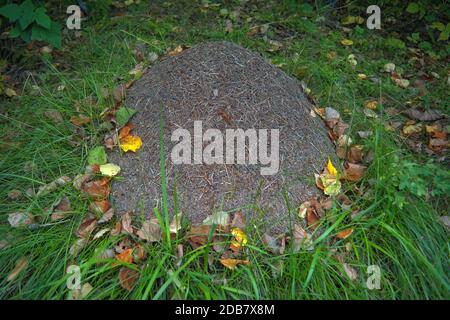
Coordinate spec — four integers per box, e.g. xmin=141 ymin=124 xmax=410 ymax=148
xmin=230 ymin=227 xmax=248 ymax=251
xmin=327 ymin=158 xmax=338 ymax=177
xmin=365 ymin=100 xmax=378 ymax=110
xmin=341 ymin=39 xmax=353 ymax=46
xmin=99 ymin=163 xmax=121 ymax=177
xmin=357 ymin=73 xmax=367 ymax=80
xmin=220 ymin=258 xmax=250 ymax=270
xmin=120 ymin=135 xmax=142 ymax=152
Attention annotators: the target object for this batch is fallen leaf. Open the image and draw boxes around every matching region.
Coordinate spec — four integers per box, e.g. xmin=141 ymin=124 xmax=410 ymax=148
xmin=348 ymin=145 xmax=364 ymax=163
xmin=51 ymin=196 xmax=71 ymax=221
xmin=307 ymin=210 xmax=320 ymax=230
xmin=363 ymin=108 xmax=378 ymax=118
xmin=402 ymin=123 xmax=423 ymax=136
xmin=230 ymin=227 xmax=248 ymax=252
xmin=36 ymin=176 xmax=71 ymax=196
xmin=5 ymin=88 xmax=17 ymax=97
xmin=44 ymin=109 xmax=63 ymax=123
xmin=121 ymin=212 xmax=133 ymax=234
xmin=81 ymin=177 xmax=111 ymax=199
xmin=119 ymin=123 xmax=134 ymax=139
xmin=8 ymin=212 xmax=34 ymax=228
xmin=357 ymin=73 xmax=367 ymax=80
xmin=168 ymin=45 xmax=184 ymax=56
xmin=70 ymin=114 xmax=91 ymax=126
xmin=136 ymin=219 xmax=161 ymax=242
xmin=298 ymin=201 xmax=310 ymax=219
xmin=220 ymin=258 xmax=250 ymax=270
xmin=7 ymin=190 xmax=22 ymax=200
xmin=112 ymin=84 xmax=126 ymax=102
xmin=365 ymin=100 xmax=378 ymax=110
xmin=111 ymin=222 xmax=122 ymax=236
xmin=120 ymin=135 xmax=142 ymax=152
xmin=404 ymin=108 xmax=444 ymax=122
xmin=69 ymin=238 xmax=88 ymax=256
xmin=393 ymin=78 xmax=410 ymax=88
xmin=93 ymin=228 xmax=110 ymax=240
xmin=187 ymin=225 xmax=214 ymax=247
xmin=341 ymin=39 xmax=353 ymax=46
xmin=99 ymin=163 xmax=121 ymax=177
xmin=342 ymin=263 xmax=358 ymax=281
xmin=342 ymin=162 xmax=366 ymax=182
xmin=115 ymin=248 xmax=133 ymax=264
xmin=88 ymin=146 xmax=107 ymax=165
xmin=327 ymin=158 xmax=338 ymax=177
xmin=89 ymin=199 xmax=110 ymax=215
xmin=98 ymin=208 xmax=114 ymax=224
xmin=7 ymin=257 xmax=28 ymax=282
xmin=231 ymin=211 xmax=246 ymax=229
xmin=202 ymin=211 xmax=230 ymax=231
xmin=262 ymin=233 xmax=285 ymax=254
xmin=336 ymin=228 xmax=354 ymax=239
xmin=115 ymin=107 xmax=137 ymax=128
xmin=76 ymin=217 xmax=97 ymax=239
xmin=384 ymin=63 xmax=395 ymax=73
xmin=118 ymin=267 xmax=139 ymax=291
xmin=293 ymin=224 xmax=313 ymax=251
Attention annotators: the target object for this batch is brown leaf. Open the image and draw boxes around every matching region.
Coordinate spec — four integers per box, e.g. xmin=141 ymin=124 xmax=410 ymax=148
xmin=44 ymin=109 xmax=63 ymax=123
xmin=81 ymin=177 xmax=111 ymax=199
xmin=112 ymin=84 xmax=126 ymax=102
xmin=262 ymin=233 xmax=285 ymax=254
xmin=292 ymin=224 xmax=313 ymax=251
xmin=307 ymin=210 xmax=320 ymax=231
xmin=136 ymin=219 xmax=161 ymax=242
xmin=98 ymin=208 xmax=114 ymax=224
xmin=404 ymin=108 xmax=444 ymax=122
xmin=70 ymin=114 xmax=91 ymax=126
xmin=133 ymin=244 xmax=146 ymax=262
xmin=89 ymin=199 xmax=110 ymax=215
xmin=348 ymin=145 xmax=364 ymax=163
xmin=342 ymin=162 xmax=366 ymax=182
xmin=119 ymin=122 xmax=134 ymax=140
xmin=187 ymin=225 xmax=214 ymax=246
xmin=231 ymin=211 xmax=246 ymax=229
xmin=51 ymin=196 xmax=71 ymax=221
xmin=7 ymin=190 xmax=22 ymax=200
xmin=111 ymin=221 xmax=122 ymax=236
xmin=218 ymin=109 xmax=233 ymax=126
xmin=121 ymin=211 xmax=133 ymax=234
xmin=7 ymin=257 xmax=28 ymax=282
xmin=76 ymin=217 xmax=97 ymax=239
xmin=118 ymin=267 xmax=139 ymax=291
xmin=336 ymin=228 xmax=354 ymax=239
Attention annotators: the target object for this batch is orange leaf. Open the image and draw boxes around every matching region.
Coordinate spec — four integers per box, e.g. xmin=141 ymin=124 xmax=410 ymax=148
xmin=220 ymin=258 xmax=250 ymax=270
xmin=336 ymin=228 xmax=354 ymax=239
xmin=119 ymin=123 xmax=134 ymax=140
xmin=70 ymin=114 xmax=91 ymax=126
xmin=115 ymin=248 xmax=133 ymax=264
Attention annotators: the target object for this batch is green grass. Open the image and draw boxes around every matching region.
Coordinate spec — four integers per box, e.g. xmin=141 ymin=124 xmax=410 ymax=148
xmin=0 ymin=1 xmax=449 ymax=299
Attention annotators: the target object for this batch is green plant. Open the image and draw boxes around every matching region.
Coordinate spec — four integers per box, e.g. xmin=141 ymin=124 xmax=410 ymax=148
xmin=0 ymin=0 xmax=61 ymax=48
